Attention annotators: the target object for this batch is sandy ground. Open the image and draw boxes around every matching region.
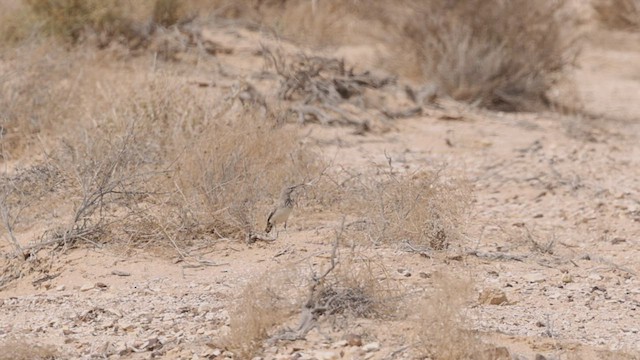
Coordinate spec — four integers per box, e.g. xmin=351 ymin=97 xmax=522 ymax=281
xmin=1 ymin=14 xmax=640 ymax=360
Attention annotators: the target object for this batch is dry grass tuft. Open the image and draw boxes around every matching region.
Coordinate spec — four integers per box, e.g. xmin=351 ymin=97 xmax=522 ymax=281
xmin=312 ymin=253 xmax=397 ymax=320
xmin=0 ymin=338 xmax=60 ymax=360
xmin=317 ymin=168 xmax=471 ymax=249
xmin=175 ymin=106 xmax=320 ymax=239
xmin=225 ymin=237 xmax=399 ymax=357
xmin=1 ymin=64 xmax=321 ymax=256
xmin=414 ymin=272 xmax=486 ymax=359
xmin=593 ymin=0 xmax=640 ymax=30
xmin=223 ymin=266 xmax=305 ymax=358
xmin=212 ymin=0 xmax=578 ymax=112
xmin=0 ymin=44 xmax=84 ymax=160
xmin=403 ymin=0 xmax=577 ymax=111
xmin=25 ymin=0 xmax=134 ymax=44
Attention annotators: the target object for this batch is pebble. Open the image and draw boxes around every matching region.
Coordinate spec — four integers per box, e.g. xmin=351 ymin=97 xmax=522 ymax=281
xmin=479 ymin=288 xmax=509 ymax=305
xmin=345 ymin=334 xmax=362 ymax=347
xmin=523 ymin=273 xmax=546 ymax=283
xmin=311 ymin=350 xmax=338 ymax=360
xmin=80 ymin=284 xmax=94 ymax=292
xmin=362 ymin=342 xmax=380 ymax=352
xmin=332 ymin=340 xmax=348 ymax=348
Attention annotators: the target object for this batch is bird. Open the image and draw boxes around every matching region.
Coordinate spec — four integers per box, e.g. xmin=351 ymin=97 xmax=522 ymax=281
xmin=265 ymin=185 xmax=298 ymax=235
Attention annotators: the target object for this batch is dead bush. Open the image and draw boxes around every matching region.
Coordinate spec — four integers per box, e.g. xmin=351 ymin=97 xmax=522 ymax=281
xmin=22 ymin=0 xmax=194 ymax=48
xmin=404 ymin=0 xmax=577 ymax=111
xmin=0 ymin=0 xmax=40 ymax=46
xmin=224 ymin=266 xmax=306 ymax=358
xmin=593 ymin=0 xmax=640 ymax=30
xmin=175 ymin=106 xmax=320 ymax=239
xmin=320 ymin=168 xmax=471 ymax=249
xmin=47 ymin=121 xmax=157 ymax=250
xmin=0 ymin=45 xmax=82 ymax=160
xmin=152 ymin=0 xmax=183 ymax=27
xmin=414 ymin=272 xmax=486 ymax=359
xmin=0 ymin=163 xmax=64 ymax=252
xmin=226 ymin=233 xmax=399 ymax=357
xmin=25 ymin=0 xmax=135 ymax=44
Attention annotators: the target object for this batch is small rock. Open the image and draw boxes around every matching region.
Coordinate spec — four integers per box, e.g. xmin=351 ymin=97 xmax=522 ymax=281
xmin=119 ymin=322 xmax=135 ymax=332
xmin=523 ymin=273 xmax=546 ymax=283
xmin=561 ymin=274 xmax=573 ymax=284
xmin=332 ymin=340 xmax=348 ymax=348
xmin=95 ymin=282 xmax=108 ymax=289
xmin=588 ymin=273 xmax=602 ymax=281
xmin=535 ymin=354 xmax=548 ymax=360
xmin=362 ymin=342 xmax=380 ymax=352
xmin=345 ymin=334 xmax=362 ymax=347
xmin=80 ymin=284 xmax=94 ymax=292
xmin=111 ymin=270 xmax=131 ymax=276
xmin=480 ymin=346 xmax=510 ymax=360
xmin=311 ymin=351 xmax=338 ymax=360
xmin=139 ymin=313 xmax=153 ymax=324
xmin=611 ymin=237 xmax=626 ymax=244
xmin=418 ymin=272 xmax=430 ymax=279
xmin=479 ymin=288 xmax=508 ymax=305
xmin=56 ymin=285 xmax=66 ymax=291
xmin=142 ymin=337 xmax=162 ymax=351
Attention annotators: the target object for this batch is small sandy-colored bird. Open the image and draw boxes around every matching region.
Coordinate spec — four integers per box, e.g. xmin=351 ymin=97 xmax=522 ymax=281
xmin=265 ymin=185 xmax=298 ymax=234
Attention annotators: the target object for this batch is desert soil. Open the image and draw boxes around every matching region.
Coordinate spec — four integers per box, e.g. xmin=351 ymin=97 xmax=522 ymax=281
xmin=1 ymin=14 xmax=640 ymax=360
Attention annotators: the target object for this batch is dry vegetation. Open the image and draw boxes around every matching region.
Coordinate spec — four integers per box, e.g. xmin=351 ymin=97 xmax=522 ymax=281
xmin=412 ymin=273 xmax=484 ymax=359
xmin=593 ymin=0 xmax=640 ymax=30
xmin=0 ymin=0 xmax=607 ymax=359
xmin=213 ymin=0 xmax=578 ymax=111
xmin=225 ymin=231 xmax=401 ymax=358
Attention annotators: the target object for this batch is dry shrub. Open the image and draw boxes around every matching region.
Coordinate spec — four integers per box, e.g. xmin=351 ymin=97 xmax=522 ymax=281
xmin=414 ymin=272 xmax=486 ymax=359
xmin=225 ymin=247 xmax=398 ymax=357
xmin=593 ymin=0 xmax=640 ymax=30
xmin=313 ymin=252 xmax=398 ymax=320
xmin=0 ymin=45 xmax=83 ymax=160
xmin=152 ymin=0 xmax=185 ymax=27
xmin=47 ymin=121 xmax=158 ymax=249
xmin=321 ymin=169 xmax=471 ymax=249
xmin=0 ymin=338 xmax=60 ymax=360
xmin=224 ymin=266 xmax=306 ymax=358
xmin=175 ymin=106 xmax=319 ymax=239
xmin=404 ymin=0 xmax=577 ymax=111
xmin=208 ymin=0 xmax=397 ymax=46
xmin=211 ymin=0 xmax=578 ymax=111
xmin=22 ymin=0 xmax=193 ymax=48
xmin=50 ymin=79 xmax=319 ymax=246
xmin=0 ymin=0 xmax=40 ymax=46
xmin=25 ymin=0 xmax=135 ymax=44
xmin=0 ymin=163 xmax=64 ymax=251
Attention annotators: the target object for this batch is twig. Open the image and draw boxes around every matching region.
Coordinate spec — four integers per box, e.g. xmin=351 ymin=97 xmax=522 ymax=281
xmin=269 ymin=218 xmax=344 ymax=344
xmin=465 ymin=250 xmax=526 ymax=262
